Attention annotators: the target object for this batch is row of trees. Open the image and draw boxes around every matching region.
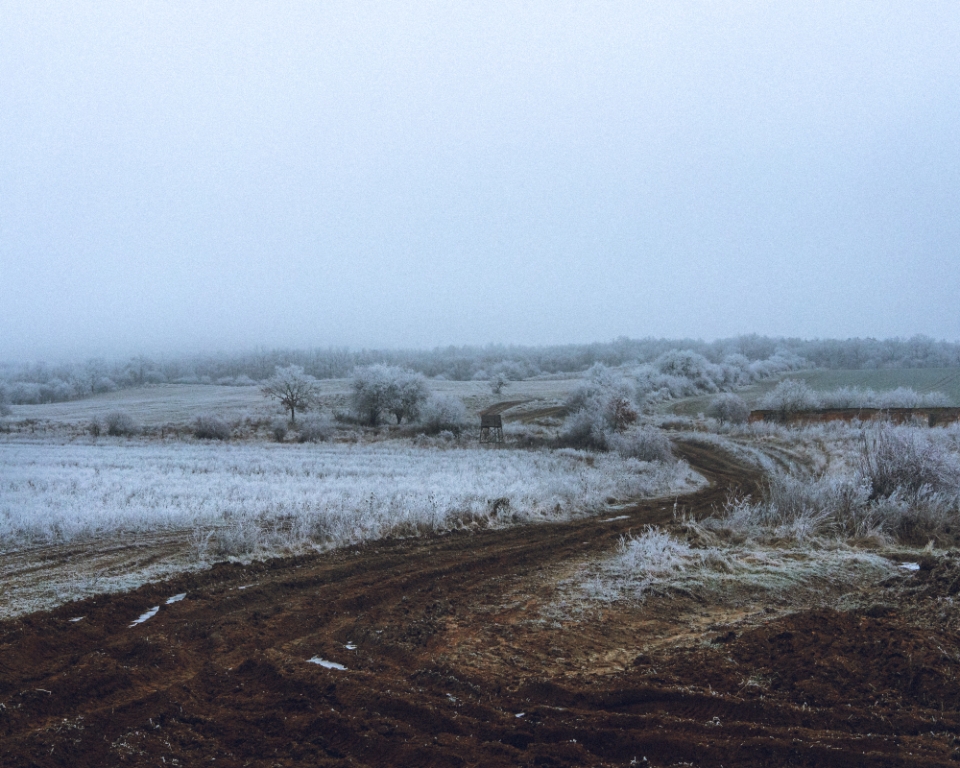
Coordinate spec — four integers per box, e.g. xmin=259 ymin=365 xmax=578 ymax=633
xmin=4 ymin=335 xmax=959 ymax=406
xmin=260 ymin=364 xmax=464 ymax=433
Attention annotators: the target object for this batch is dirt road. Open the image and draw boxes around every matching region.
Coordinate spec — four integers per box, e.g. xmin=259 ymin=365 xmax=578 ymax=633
xmin=2 ymin=443 xmax=959 ymax=766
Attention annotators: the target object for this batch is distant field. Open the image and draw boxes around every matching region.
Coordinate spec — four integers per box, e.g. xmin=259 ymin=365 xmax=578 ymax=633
xmin=788 ymin=368 xmax=960 ymax=398
xmin=670 ymin=367 xmax=960 ymax=416
xmin=5 ymin=378 xmax=585 ymax=427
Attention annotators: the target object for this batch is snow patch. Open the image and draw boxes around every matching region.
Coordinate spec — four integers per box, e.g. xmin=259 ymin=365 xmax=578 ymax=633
xmin=130 ymin=606 xmax=159 ymax=627
xmin=166 ymin=593 xmax=186 ymax=604
xmin=308 ymin=657 xmax=347 ymax=670
xmin=69 ymin=617 xmax=84 ymax=622
xmin=345 ymin=643 xmax=357 ymax=650
xmin=899 ymin=562 xmax=920 ymax=571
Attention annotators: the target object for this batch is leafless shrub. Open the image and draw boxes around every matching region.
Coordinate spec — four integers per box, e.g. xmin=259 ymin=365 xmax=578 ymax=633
xmin=296 ymin=413 xmax=333 ymax=443
xmin=193 ymin=414 xmax=231 ymax=440
xmin=618 ymin=528 xmax=692 ymax=573
xmin=760 ymin=379 xmax=821 ymax=416
xmin=701 ymin=425 xmax=960 ymax=545
xmin=104 ymin=411 xmax=139 ymax=437
xmin=559 ymin=405 xmax=608 ymax=450
xmin=270 ymin=418 xmax=288 ymax=443
xmin=561 ymin=365 xmax=645 ymax=449
xmin=418 ymin=394 xmax=467 ymax=436
xmin=820 ymin=386 xmax=952 ymax=409
xmin=859 ymin=425 xmax=960 ymax=499
xmin=607 ymin=427 xmax=673 ymax=462
xmin=708 ymin=393 xmax=750 ymax=424
xmin=581 ymin=527 xmax=739 ymax=601
xmin=191 ymin=527 xmax=213 ymax=563
xmin=210 ymin=519 xmax=261 ymax=557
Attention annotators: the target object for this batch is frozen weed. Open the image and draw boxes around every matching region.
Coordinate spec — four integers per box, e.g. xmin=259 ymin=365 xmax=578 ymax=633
xmin=700 ymin=424 xmax=960 ymax=546
xmin=580 ymin=525 xmax=896 ymax=605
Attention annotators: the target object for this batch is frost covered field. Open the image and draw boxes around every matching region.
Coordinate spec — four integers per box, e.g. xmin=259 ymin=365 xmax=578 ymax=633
xmin=0 ymin=437 xmax=698 ymax=555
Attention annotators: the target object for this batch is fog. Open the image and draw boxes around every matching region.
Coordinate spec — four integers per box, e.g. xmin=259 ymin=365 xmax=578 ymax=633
xmin=1 ymin=2 xmax=958 ymax=361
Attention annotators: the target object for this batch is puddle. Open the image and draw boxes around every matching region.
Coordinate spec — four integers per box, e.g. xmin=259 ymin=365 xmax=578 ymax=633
xmin=130 ymin=606 xmax=159 ymax=627
xmin=166 ymin=593 xmax=187 ymax=604
xmin=308 ymin=657 xmax=347 ymax=670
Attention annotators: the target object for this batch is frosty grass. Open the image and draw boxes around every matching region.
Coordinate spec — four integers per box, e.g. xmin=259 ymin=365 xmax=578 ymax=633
xmin=0 ymin=438 xmax=698 ymax=552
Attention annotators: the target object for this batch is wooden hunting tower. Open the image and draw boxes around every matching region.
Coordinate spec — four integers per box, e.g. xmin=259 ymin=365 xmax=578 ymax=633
xmin=479 ymin=413 xmax=503 ymax=444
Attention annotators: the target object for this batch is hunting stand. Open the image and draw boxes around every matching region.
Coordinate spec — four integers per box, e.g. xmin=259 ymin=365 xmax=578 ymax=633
xmin=479 ymin=414 xmax=503 ymax=444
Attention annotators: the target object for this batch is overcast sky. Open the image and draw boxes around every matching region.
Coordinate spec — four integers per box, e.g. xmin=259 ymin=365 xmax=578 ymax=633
xmin=1 ymin=2 xmax=958 ymax=361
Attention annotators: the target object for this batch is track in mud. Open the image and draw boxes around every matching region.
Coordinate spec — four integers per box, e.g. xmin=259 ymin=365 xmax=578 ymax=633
xmin=2 ymin=443 xmax=960 ymax=767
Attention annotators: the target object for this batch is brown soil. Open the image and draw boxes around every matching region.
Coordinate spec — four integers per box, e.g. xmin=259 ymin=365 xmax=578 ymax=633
xmin=3 ymin=443 xmax=960 ymax=767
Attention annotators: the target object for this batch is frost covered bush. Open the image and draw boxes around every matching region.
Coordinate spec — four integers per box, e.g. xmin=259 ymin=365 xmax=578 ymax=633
xmin=103 ymin=411 xmax=139 ymax=437
xmin=708 ymin=393 xmax=750 ymax=424
xmin=418 ymin=394 xmax=467 ymax=436
xmin=703 ymin=425 xmax=960 ymax=545
xmin=712 ymin=474 xmax=874 ymax=542
xmin=5 ymin=383 xmax=38 ymax=405
xmin=351 ymin=365 xmax=428 ymax=426
xmin=618 ymin=528 xmax=691 ymax=573
xmin=655 ymin=350 xmax=722 ymax=393
xmin=559 ymin=404 xmax=609 ymax=450
xmin=561 ymin=403 xmax=658 ymax=454
xmin=270 ymin=418 xmax=289 ymax=442
xmin=819 ymin=386 xmax=952 ymax=409
xmin=759 ymin=379 xmax=821 ymax=415
xmin=193 ymin=414 xmax=231 ymax=440
xmin=581 ymin=527 xmax=737 ymax=601
xmin=561 ymin=365 xmax=641 ymax=449
xmin=296 ymin=413 xmax=333 ymax=443
xmin=564 ymin=364 xmax=636 ymax=412
xmin=607 ymin=427 xmax=673 ymax=462
xmin=859 ymin=425 xmax=960 ymax=499
xmin=877 ymin=387 xmax=951 ymax=408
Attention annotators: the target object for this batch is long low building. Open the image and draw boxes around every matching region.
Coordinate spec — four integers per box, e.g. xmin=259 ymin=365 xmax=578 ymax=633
xmin=749 ymin=407 xmax=960 ymax=427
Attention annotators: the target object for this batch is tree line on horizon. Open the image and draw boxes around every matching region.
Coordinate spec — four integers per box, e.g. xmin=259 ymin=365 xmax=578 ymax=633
xmin=1 ymin=334 xmax=959 ymax=407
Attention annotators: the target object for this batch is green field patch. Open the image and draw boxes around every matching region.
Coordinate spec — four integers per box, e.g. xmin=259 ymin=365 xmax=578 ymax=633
xmin=669 ymin=368 xmax=960 ymax=416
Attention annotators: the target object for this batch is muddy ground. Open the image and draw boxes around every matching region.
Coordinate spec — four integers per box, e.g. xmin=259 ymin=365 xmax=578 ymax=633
xmin=3 ymin=443 xmax=960 ymax=766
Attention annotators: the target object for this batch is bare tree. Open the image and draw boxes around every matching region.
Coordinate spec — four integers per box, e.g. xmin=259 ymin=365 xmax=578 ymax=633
xmin=490 ymin=372 xmax=509 ymax=395
xmin=261 ymin=365 xmax=321 ymax=423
